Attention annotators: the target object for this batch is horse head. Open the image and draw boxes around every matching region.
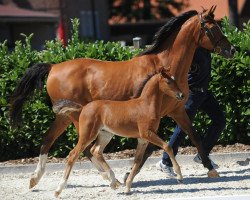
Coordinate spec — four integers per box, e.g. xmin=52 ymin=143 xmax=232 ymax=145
xmin=159 ymin=67 xmax=184 ymax=101
xmin=197 ymin=6 xmax=235 ymax=58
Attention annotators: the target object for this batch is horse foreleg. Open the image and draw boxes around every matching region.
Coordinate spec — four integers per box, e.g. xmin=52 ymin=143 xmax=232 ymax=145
xmin=170 ymin=109 xmax=219 ymax=177
xmin=124 ymin=138 xmax=148 ymax=193
xmin=30 ymin=115 xmax=71 ymax=189
xmin=90 ymin=130 xmax=121 ymax=189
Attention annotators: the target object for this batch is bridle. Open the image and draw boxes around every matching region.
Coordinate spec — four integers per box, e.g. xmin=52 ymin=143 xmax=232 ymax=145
xmin=198 ymin=13 xmax=227 ymax=54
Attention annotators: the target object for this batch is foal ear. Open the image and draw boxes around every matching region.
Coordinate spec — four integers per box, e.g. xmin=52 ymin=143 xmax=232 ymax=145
xmin=159 ymin=67 xmax=164 ymax=74
xmin=159 ymin=67 xmax=166 ymax=76
xmin=160 ymin=68 xmax=171 ymax=80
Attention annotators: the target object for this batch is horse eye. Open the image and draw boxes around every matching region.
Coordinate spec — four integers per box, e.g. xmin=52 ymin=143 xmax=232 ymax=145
xmin=166 ymin=79 xmax=171 ymax=84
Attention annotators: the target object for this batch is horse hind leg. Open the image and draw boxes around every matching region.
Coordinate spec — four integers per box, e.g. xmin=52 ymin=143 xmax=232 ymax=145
xmin=29 ymin=115 xmax=71 ymax=189
xmin=90 ymin=130 xmax=121 ymax=189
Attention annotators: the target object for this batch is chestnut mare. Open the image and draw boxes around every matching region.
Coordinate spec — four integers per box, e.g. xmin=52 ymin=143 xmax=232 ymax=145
xmin=52 ymin=69 xmax=184 ymax=196
xmin=10 ymin=7 xmax=235 ymax=190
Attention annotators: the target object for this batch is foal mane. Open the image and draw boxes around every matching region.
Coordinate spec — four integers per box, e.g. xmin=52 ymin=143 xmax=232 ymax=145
xmin=139 ymin=10 xmax=198 ymax=56
xmin=133 ymin=73 xmax=156 ymax=98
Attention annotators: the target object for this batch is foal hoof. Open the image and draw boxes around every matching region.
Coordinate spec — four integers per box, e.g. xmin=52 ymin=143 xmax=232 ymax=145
xmin=54 ymin=191 xmax=61 ymax=198
xmin=125 ymin=188 xmax=132 ymax=195
xmin=29 ymin=178 xmax=38 ymax=189
xmin=207 ymin=169 xmax=220 ymax=178
xmin=123 ymin=172 xmax=130 ymax=184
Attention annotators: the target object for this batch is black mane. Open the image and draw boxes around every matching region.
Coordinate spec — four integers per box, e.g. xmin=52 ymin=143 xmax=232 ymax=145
xmin=139 ymin=10 xmax=198 ymax=55
xmin=133 ymin=73 xmax=156 ymax=98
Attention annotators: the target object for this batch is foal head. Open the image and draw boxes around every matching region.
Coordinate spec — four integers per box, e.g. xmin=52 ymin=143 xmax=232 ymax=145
xmin=196 ymin=6 xmax=235 ymax=58
xmin=158 ymin=68 xmax=184 ymax=101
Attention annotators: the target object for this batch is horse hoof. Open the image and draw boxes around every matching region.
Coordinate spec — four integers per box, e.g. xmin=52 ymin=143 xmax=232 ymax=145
xmin=207 ymin=169 xmax=220 ymax=178
xmin=29 ymin=178 xmax=37 ymax=189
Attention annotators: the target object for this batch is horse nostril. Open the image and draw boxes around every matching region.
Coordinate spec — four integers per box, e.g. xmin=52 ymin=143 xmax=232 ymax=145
xmin=231 ymin=46 xmax=236 ymax=55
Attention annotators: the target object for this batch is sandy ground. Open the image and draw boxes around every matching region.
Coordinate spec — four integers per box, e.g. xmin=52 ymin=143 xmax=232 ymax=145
xmin=0 ymin=160 xmax=249 ymax=200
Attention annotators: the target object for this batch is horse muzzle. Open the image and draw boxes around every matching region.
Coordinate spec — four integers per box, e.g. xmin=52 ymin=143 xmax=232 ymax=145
xmin=216 ymin=45 xmax=236 ymax=59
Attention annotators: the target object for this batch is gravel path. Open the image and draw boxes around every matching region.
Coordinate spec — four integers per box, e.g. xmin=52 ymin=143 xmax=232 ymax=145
xmin=0 ymin=158 xmax=249 ymax=200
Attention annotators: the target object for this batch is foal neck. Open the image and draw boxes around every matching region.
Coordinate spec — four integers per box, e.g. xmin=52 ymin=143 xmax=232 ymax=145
xmin=139 ymin=74 xmax=162 ymax=103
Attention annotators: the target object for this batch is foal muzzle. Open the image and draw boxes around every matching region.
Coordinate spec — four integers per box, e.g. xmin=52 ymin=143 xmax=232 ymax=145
xmin=176 ymin=92 xmax=184 ymax=101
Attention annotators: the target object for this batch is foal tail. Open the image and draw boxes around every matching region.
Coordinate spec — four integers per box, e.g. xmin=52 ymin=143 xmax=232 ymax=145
xmin=10 ymin=63 xmax=52 ymax=128
xmin=52 ymin=99 xmax=82 ymax=115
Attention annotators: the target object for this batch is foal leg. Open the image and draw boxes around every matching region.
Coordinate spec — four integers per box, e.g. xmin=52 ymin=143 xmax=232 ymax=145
xmin=72 ymin=117 xmax=107 ymax=174
xmin=55 ymin=120 xmax=100 ymax=197
xmin=124 ymin=139 xmax=148 ymax=193
xmin=30 ymin=115 xmax=71 ymax=189
xmin=141 ymin=130 xmax=183 ymax=182
xmin=123 ymin=143 xmax=155 ymax=184
xmin=90 ymin=130 xmax=121 ymax=189
xmin=73 ymin=119 xmax=116 ymax=183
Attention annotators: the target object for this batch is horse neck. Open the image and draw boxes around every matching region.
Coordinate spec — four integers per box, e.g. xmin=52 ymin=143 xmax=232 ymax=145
xmin=157 ymin=17 xmax=201 ymax=83
xmin=139 ymin=75 xmax=163 ymax=113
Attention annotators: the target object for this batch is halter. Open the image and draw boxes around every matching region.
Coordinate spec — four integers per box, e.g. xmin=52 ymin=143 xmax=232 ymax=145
xmin=198 ymin=13 xmax=227 ymax=53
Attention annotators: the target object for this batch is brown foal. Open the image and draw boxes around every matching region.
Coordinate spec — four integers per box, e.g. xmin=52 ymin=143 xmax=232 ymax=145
xmin=53 ymin=70 xmax=184 ymax=196
xmin=10 ymin=6 xmax=235 ymax=192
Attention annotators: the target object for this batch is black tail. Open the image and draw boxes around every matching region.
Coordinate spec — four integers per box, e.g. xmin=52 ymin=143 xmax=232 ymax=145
xmin=10 ymin=63 xmax=52 ymax=128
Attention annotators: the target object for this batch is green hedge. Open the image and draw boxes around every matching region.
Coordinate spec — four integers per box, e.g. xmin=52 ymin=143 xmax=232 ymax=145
xmin=0 ymin=19 xmax=249 ymax=161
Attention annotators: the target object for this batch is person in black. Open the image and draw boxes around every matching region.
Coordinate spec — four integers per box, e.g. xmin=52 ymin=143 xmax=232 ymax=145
xmin=156 ymin=47 xmax=226 ymax=176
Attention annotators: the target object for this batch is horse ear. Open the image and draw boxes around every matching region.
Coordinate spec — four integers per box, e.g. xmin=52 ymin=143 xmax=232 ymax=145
xmin=208 ymin=6 xmax=213 ymax=14
xmin=201 ymin=6 xmax=207 ymax=13
xmin=208 ymin=5 xmax=216 ymax=15
xmin=212 ymin=5 xmax=217 ymax=13
xmin=205 ymin=5 xmax=216 ymax=20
